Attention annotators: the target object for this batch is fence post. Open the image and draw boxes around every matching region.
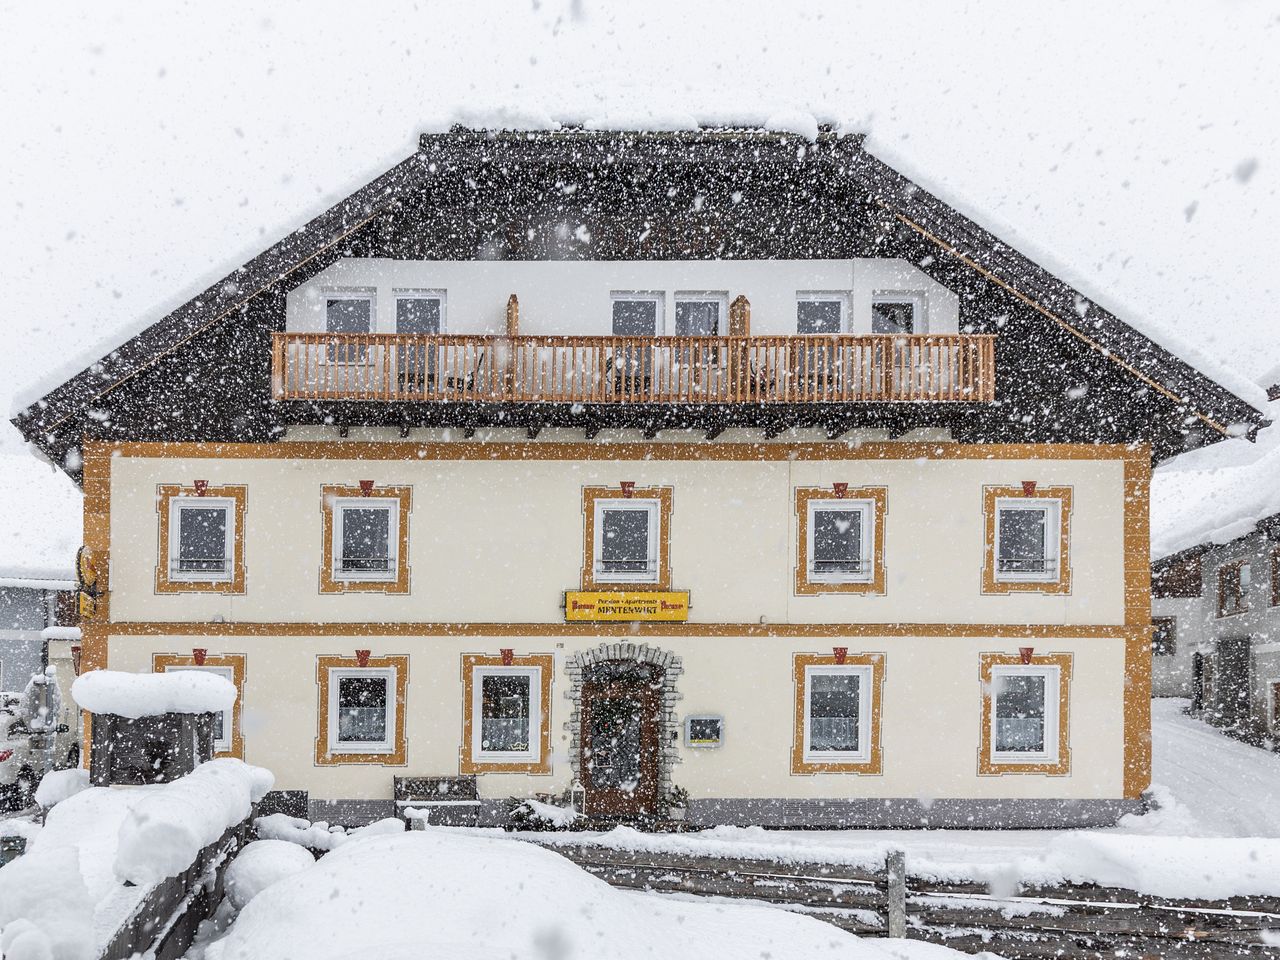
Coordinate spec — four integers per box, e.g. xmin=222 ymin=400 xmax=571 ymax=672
xmin=885 ymin=849 xmax=907 ymax=938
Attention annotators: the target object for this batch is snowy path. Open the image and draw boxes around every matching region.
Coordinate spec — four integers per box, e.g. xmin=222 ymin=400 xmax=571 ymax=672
xmin=1149 ymin=696 xmax=1280 ymax=837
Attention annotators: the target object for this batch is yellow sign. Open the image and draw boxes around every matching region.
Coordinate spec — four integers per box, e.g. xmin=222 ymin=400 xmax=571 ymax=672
xmin=565 ymin=591 xmax=690 ymax=622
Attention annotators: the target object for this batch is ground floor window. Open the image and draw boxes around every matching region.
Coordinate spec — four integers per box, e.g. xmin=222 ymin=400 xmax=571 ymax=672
xmin=461 ymin=653 xmax=553 ymax=774
xmin=153 ymin=652 xmax=245 ymax=758
xmin=315 ymin=653 xmax=408 ymax=765
xmin=978 ymin=652 xmax=1071 ymax=775
xmin=791 ymin=651 xmax=884 ymax=774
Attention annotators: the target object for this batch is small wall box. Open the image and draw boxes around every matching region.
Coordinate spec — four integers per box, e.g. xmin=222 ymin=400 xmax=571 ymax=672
xmin=685 ymin=715 xmax=724 ymax=748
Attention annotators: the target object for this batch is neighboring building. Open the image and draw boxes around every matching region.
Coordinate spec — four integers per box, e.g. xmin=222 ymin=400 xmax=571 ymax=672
xmin=1151 ymin=384 xmax=1280 ymax=742
xmin=0 ymin=454 xmax=81 ymax=694
xmin=12 ymin=128 xmax=1266 ymax=828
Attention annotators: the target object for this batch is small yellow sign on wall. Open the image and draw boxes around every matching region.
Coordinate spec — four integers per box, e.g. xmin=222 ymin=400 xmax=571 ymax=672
xmin=564 ymin=591 xmax=690 ymax=622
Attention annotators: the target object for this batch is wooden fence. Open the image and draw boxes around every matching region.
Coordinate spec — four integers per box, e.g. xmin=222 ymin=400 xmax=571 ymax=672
xmin=272 ymin=332 xmax=997 ymax=404
xmin=529 ymin=841 xmax=1280 ymax=959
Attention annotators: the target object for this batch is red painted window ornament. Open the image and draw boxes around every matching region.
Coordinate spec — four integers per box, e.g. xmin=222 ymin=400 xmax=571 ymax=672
xmin=833 ymin=646 xmax=848 ymax=664
xmin=359 ymin=480 xmax=375 ymax=497
xmin=356 ymin=649 xmax=371 ymax=667
xmin=192 ymin=647 xmax=208 ymax=666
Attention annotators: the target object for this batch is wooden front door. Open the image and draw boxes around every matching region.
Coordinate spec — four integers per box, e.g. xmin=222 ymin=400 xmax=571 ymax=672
xmin=580 ymin=661 xmax=662 ymax=817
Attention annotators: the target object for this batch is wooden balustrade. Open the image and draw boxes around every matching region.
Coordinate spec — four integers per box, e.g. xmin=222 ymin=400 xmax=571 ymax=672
xmin=271 ymin=332 xmax=996 ymax=404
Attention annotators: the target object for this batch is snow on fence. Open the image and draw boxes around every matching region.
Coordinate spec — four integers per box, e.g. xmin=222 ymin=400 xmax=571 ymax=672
xmin=523 ymin=838 xmax=1280 ymax=957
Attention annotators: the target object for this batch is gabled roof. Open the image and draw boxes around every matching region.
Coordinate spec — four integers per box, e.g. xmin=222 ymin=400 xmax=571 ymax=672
xmin=12 ymin=126 xmax=1266 ymax=477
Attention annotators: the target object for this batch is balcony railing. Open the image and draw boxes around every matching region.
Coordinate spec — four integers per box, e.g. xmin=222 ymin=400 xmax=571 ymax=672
xmin=271 ymin=332 xmax=995 ymax=404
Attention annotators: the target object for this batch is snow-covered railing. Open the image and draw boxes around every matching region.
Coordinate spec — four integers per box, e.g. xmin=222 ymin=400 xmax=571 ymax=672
xmin=272 ymin=332 xmax=996 ymax=404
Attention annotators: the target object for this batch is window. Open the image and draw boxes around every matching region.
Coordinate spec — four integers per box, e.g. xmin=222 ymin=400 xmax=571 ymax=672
xmin=611 ymin=292 xmax=662 ymax=336
xmin=794 ymin=487 xmax=887 ymax=595
xmin=979 ymin=652 xmax=1071 ymax=775
xmin=982 ymin=486 xmax=1073 ymax=595
xmin=796 ymin=294 xmax=845 ymax=334
xmin=581 ymin=486 xmax=673 ymax=590
xmin=871 ymin=293 xmax=923 ymax=334
xmin=1217 ymin=560 xmax=1249 ymax=617
xmin=316 ymin=654 xmax=408 ymax=765
xmin=1152 ymin=617 xmax=1176 ymax=657
xmin=791 ymin=652 xmax=884 ymax=774
xmin=395 ymin=291 xmax=444 ymax=334
xmin=155 ymin=485 xmax=246 ymax=594
xmin=319 ymin=485 xmax=411 ymax=594
xmin=325 ymin=290 xmax=375 ymax=362
xmin=674 ymin=293 xmax=726 ymax=336
xmin=153 ymin=653 xmax=245 ymax=758
xmin=461 ymin=653 xmax=553 ymax=774
xmin=1271 ymin=547 xmax=1280 ymax=607
xmin=684 ymin=715 xmax=724 ymax=748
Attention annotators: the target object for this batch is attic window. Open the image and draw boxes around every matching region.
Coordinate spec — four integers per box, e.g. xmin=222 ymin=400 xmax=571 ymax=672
xmin=871 ymin=293 xmax=922 ymax=334
xmin=325 ymin=290 xmax=375 ymax=363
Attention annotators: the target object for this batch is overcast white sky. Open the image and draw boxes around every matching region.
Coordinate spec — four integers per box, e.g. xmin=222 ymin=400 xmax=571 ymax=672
xmin=1 ymin=0 xmax=1277 ymax=455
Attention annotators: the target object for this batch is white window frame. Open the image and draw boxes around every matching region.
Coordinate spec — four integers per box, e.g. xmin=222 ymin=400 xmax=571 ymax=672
xmin=163 ymin=664 xmax=235 ymax=753
xmin=993 ymin=498 xmax=1062 ymax=583
xmin=989 ymin=663 xmax=1060 ymax=765
xmin=331 ymin=498 xmax=399 ymax=583
xmin=1269 ymin=677 xmax=1280 ymax=734
xmin=802 ymin=664 xmax=873 ymax=764
xmin=393 ymin=288 xmax=447 ymax=333
xmin=684 ymin=714 xmax=724 ymax=749
xmin=471 ymin=664 xmax=543 ymax=764
xmin=806 ymin=498 xmax=874 ymax=584
xmin=610 ymin=291 xmax=664 ymax=336
xmin=795 ymin=292 xmax=848 ymax=334
xmin=323 ymin=288 xmax=377 ymax=364
xmin=167 ymin=496 xmax=235 ymax=583
xmin=593 ymin=498 xmax=661 ymax=584
xmin=673 ymin=291 xmax=729 ymax=336
xmin=327 ymin=666 xmax=396 ymax=754
xmin=871 ymin=290 xmax=926 ymax=334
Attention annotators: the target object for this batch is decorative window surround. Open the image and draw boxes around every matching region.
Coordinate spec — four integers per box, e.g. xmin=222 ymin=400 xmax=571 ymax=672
xmin=460 ymin=653 xmax=553 ymax=774
xmin=154 ymin=484 xmax=246 ymax=594
xmin=791 ymin=652 xmax=885 ymax=775
xmin=794 ymin=487 xmax=887 ymax=595
xmin=581 ymin=486 xmax=673 ymax=591
xmin=315 ymin=654 xmax=408 ymax=766
xmin=982 ymin=485 xmax=1073 ymax=595
xmin=978 ymin=652 xmax=1072 ymax=776
xmin=564 ymin=643 xmax=683 ymax=795
xmin=153 ymin=652 xmax=246 ymax=759
xmin=319 ymin=484 xmax=411 ymax=594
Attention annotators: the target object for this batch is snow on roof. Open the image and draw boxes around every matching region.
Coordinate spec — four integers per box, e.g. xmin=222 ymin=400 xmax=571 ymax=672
xmin=71 ymin=670 xmax=237 ymax=719
xmin=1152 ymin=398 xmax=1280 ymax=559
xmin=0 ymin=452 xmax=81 ymax=582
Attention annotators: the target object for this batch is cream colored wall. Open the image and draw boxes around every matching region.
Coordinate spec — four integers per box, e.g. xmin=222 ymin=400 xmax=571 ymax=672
xmin=106 ymin=450 xmax=1127 ymax=626
xmin=105 ymin=632 xmax=1127 ymax=802
xmin=284 ymin=259 xmax=961 ymax=336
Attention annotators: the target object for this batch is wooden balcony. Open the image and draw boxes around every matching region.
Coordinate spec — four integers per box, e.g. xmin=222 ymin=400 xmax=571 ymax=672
xmin=271 ymin=332 xmax=996 ymax=405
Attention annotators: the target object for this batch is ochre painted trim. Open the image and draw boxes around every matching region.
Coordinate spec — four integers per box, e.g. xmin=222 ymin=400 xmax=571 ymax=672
xmin=981 ymin=485 xmax=1073 ymax=596
xmin=1121 ymin=454 xmax=1152 ymax=799
xmin=791 ymin=652 xmax=885 ymax=775
xmin=152 ymin=652 xmax=246 ymax=759
xmin=315 ymin=653 xmax=409 ymax=766
xmin=794 ymin=486 xmax=887 ymax=596
xmin=580 ymin=486 xmax=673 ymax=591
xmin=154 ymin=484 xmax=247 ymax=594
xmin=101 ymin=620 xmax=1136 ymax=639
xmin=977 ymin=651 xmax=1072 ymax=776
xmin=319 ymin=484 xmax=411 ymax=594
xmin=459 ymin=652 xmax=554 ymax=775
xmin=94 ymin=439 xmax=1150 ymax=464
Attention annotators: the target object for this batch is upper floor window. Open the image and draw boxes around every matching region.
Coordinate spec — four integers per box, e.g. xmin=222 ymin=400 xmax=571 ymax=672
xmin=395 ymin=290 xmax=444 ymax=334
xmin=155 ymin=484 xmax=246 ymax=594
xmin=1217 ymin=560 xmax=1249 ymax=617
xmin=674 ymin=292 xmax=726 ymax=336
xmin=581 ymin=486 xmax=673 ymax=590
xmin=1152 ymin=617 xmax=1176 ymax=657
xmin=982 ymin=486 xmax=1073 ymax=595
xmin=794 ymin=486 xmax=886 ymax=595
xmin=325 ymin=289 xmax=375 ymax=362
xmin=871 ymin=292 xmax=923 ymax=334
xmin=611 ymin=292 xmax=662 ymax=336
xmin=796 ymin=293 xmax=845 ymax=335
xmin=320 ymin=484 xmax=411 ymax=594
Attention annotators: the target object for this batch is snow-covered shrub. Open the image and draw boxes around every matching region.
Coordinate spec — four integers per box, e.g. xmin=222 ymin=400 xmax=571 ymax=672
xmin=505 ymin=796 xmax=579 ymax=831
xmin=34 ymin=769 xmax=88 ymax=809
xmin=223 ymin=840 xmax=316 ymax=910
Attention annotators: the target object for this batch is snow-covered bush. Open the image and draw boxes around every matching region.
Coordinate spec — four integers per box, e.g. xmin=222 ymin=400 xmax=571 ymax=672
xmin=34 ymin=769 xmax=88 ymax=809
xmin=504 ymin=796 xmax=579 ymax=831
xmin=223 ymin=840 xmax=316 ymax=910
xmin=253 ymin=813 xmax=403 ymax=852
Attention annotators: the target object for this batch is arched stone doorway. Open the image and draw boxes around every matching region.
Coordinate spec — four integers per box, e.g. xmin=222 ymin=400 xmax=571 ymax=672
xmin=565 ymin=643 xmax=682 ymax=818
